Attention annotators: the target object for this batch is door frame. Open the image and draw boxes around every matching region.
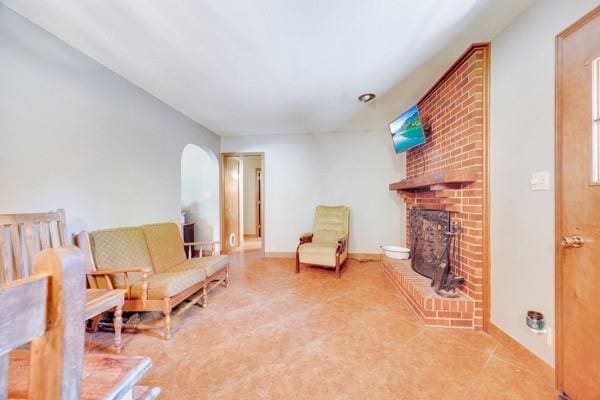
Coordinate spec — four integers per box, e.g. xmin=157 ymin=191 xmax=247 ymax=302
xmin=555 ymin=5 xmax=600 ymax=392
xmin=220 ymin=152 xmax=265 ymax=253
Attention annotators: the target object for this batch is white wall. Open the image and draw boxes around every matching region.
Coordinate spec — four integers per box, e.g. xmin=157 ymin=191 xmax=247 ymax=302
xmin=490 ymin=0 xmax=599 ymax=366
xmin=222 ymin=132 xmax=406 ymax=254
xmin=0 ymin=6 xmax=220 ymax=235
xmin=181 ymin=144 xmax=220 ymax=242
xmin=242 ymin=156 xmax=262 ymax=236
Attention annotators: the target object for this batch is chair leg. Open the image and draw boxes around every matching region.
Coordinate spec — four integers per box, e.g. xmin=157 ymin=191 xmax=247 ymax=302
xmin=113 ymin=306 xmax=123 ymax=354
xmin=201 ymin=284 xmax=208 ymax=308
xmin=223 ymin=264 xmax=230 ymax=288
xmin=163 ymin=311 xmax=172 ymax=340
xmin=335 ymin=255 xmax=341 ymax=279
xmin=295 ymin=252 xmax=300 ymax=274
xmin=89 ymin=315 xmax=102 ymax=332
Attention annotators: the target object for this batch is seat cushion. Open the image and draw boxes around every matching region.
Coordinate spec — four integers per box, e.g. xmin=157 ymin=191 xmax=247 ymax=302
xmin=298 ymin=242 xmax=347 ymax=267
xmin=142 ymin=223 xmax=187 ymax=273
xmin=90 ymin=227 xmax=153 ymax=288
xmin=130 ymin=269 xmax=206 ymax=299
xmin=170 ymin=255 xmax=228 ymax=277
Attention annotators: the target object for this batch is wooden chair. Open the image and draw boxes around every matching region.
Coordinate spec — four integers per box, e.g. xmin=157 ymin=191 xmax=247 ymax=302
xmin=0 ymin=210 xmax=125 ymax=353
xmin=1 ymin=246 xmax=159 ymax=400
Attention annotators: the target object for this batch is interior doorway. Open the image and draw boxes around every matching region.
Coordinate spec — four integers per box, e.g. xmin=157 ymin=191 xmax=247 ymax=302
xmin=220 ymin=153 xmax=264 ymax=254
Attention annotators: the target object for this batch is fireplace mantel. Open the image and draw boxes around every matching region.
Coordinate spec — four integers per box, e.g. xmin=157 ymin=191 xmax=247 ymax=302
xmin=389 ymin=169 xmax=480 ymax=193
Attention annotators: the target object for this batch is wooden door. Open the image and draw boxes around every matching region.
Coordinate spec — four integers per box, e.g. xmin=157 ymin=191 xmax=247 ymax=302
xmin=222 ymin=157 xmax=240 ymax=253
xmin=556 ymin=7 xmax=600 ymax=399
xmin=255 ymin=168 xmax=262 ymax=237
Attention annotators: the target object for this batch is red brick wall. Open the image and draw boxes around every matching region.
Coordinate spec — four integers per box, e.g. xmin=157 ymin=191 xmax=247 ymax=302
xmin=403 ymin=46 xmax=487 ymax=329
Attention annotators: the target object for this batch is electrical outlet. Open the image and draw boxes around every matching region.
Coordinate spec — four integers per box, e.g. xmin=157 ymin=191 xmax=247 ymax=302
xmin=530 ymin=171 xmax=550 ymax=191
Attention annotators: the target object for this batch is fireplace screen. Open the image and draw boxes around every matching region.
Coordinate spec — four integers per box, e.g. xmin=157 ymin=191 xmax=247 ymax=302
xmin=409 ymin=208 xmax=450 ymax=279
xmin=409 ymin=208 xmax=464 ymax=297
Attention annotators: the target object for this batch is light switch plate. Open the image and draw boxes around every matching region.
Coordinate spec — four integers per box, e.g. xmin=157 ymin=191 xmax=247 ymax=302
xmin=530 ymin=171 xmax=550 ymax=191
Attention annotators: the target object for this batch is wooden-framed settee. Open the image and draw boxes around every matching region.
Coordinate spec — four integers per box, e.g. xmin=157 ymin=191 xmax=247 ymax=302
xmin=76 ymin=221 xmax=229 ymax=339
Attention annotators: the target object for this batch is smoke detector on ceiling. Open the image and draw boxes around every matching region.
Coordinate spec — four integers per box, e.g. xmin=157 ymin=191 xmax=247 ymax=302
xmin=358 ymin=93 xmax=376 ymax=103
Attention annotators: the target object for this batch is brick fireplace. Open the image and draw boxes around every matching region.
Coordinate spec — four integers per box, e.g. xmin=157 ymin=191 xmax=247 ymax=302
xmin=384 ymin=44 xmax=489 ymax=330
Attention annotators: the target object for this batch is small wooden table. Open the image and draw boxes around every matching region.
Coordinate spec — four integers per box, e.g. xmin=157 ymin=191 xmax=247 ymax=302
xmin=85 ymin=289 xmax=126 ymax=353
xmin=9 ymin=350 xmax=159 ymax=400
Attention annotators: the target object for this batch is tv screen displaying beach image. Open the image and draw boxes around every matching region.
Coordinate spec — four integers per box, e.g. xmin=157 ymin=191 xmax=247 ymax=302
xmin=389 ymin=105 xmax=426 ymax=153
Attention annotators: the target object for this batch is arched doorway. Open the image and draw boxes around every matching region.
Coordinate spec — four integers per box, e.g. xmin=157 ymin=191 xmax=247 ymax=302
xmin=181 ymin=144 xmax=219 ymax=250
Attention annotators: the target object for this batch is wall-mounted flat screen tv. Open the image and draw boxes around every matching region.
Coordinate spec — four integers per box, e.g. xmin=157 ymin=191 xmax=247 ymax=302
xmin=389 ymin=105 xmax=426 ymax=153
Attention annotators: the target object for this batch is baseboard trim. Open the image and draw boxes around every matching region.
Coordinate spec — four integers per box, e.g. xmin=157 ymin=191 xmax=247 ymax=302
xmin=488 ymin=323 xmax=554 ymax=374
xmin=264 ymin=252 xmax=381 ymax=261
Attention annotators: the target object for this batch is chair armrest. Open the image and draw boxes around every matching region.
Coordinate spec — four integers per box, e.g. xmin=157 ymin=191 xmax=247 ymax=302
xmin=299 ymin=233 xmax=313 ymax=244
xmin=87 ymin=268 xmax=151 ymax=306
xmin=184 ymin=241 xmax=220 ymax=246
xmin=337 ymin=236 xmax=348 ymax=255
xmin=88 ymin=267 xmax=153 ymax=276
xmin=297 ymin=233 xmax=313 ymax=253
xmin=184 ymin=241 xmax=220 ymax=258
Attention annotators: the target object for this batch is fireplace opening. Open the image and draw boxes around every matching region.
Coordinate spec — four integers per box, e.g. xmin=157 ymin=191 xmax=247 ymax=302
xmin=409 ymin=208 xmax=464 ymax=297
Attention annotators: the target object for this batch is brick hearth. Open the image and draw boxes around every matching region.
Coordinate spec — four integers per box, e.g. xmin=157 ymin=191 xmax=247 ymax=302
xmin=382 ymin=257 xmax=475 ymax=328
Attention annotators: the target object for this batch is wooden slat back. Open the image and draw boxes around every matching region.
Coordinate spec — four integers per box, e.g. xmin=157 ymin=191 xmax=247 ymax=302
xmin=57 ymin=209 xmax=68 ymax=246
xmin=10 ymin=225 xmax=24 ymax=280
xmin=39 ymin=222 xmax=51 ymax=250
xmin=0 ymin=228 xmax=10 ymax=283
xmin=0 ymin=246 xmax=85 ymax=400
xmin=0 ymin=210 xmax=69 ymax=284
xmin=49 ymin=222 xmax=60 ymax=248
xmin=23 ymin=222 xmax=36 ymax=269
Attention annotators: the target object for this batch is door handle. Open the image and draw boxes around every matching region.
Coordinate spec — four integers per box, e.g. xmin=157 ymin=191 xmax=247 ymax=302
xmin=560 ymin=235 xmax=585 ymax=248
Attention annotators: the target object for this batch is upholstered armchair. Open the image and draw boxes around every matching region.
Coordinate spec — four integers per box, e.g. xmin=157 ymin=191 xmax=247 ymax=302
xmin=296 ymin=205 xmax=350 ymax=278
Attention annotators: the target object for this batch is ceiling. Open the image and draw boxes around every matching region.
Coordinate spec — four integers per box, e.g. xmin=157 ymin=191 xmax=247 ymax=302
xmin=1 ymin=0 xmax=535 ymax=136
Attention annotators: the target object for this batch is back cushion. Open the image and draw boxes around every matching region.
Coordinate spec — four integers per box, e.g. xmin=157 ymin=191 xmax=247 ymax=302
xmin=142 ymin=223 xmax=186 ymax=273
xmin=312 ymin=205 xmax=350 ymax=243
xmin=90 ymin=227 xmax=153 ymax=288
